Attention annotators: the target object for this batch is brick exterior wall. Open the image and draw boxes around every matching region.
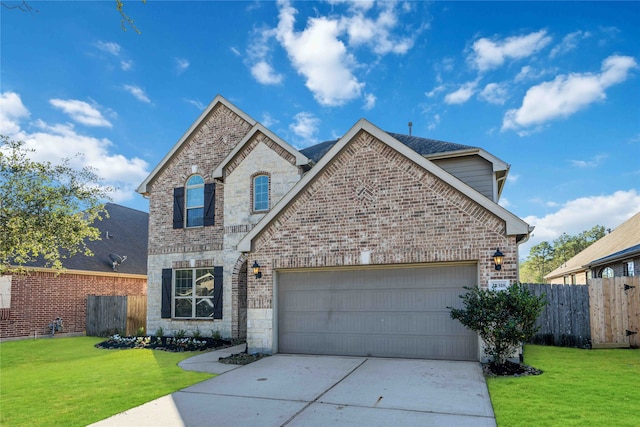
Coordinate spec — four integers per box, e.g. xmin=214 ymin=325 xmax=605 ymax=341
xmin=246 ymin=130 xmax=520 ymax=352
xmin=145 ymin=104 xmax=302 ymax=339
xmin=0 ymin=271 xmax=146 ymax=340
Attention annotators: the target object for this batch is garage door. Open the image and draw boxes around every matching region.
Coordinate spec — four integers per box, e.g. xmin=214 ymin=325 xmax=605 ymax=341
xmin=277 ymin=264 xmax=478 ymax=361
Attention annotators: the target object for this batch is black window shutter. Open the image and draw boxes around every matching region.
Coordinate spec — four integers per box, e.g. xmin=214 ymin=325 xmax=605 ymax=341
xmin=173 ymin=187 xmax=185 ymax=229
xmin=212 ymin=266 xmax=223 ymax=319
xmin=204 ymin=183 xmax=215 ymax=227
xmin=161 ymin=268 xmax=172 ymax=319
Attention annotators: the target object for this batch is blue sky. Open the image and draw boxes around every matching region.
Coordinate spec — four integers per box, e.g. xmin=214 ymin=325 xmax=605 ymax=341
xmin=1 ymin=0 xmax=639 ymax=257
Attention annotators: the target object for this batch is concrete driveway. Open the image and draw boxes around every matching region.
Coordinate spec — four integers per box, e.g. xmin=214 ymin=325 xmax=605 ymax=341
xmin=92 ymin=351 xmax=496 ymax=427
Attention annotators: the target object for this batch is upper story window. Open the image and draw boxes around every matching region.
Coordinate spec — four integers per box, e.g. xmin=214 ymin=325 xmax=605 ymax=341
xmin=600 ymin=267 xmax=614 ymax=278
xmin=186 ymin=175 xmax=204 ymax=227
xmin=253 ymin=174 xmax=270 ymax=212
xmin=172 ymin=177 xmax=216 ymax=229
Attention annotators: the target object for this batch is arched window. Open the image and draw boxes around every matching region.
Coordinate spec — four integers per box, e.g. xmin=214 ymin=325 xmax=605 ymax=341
xmin=600 ymin=267 xmax=614 ymax=278
xmin=186 ymin=175 xmax=204 ymax=227
xmin=253 ymin=174 xmax=269 ymax=212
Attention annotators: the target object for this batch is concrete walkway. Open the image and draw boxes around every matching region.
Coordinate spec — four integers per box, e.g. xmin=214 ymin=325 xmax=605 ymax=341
xmin=91 ymin=346 xmax=496 ymax=427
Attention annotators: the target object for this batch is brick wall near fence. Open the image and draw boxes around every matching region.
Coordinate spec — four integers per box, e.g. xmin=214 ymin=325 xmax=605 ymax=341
xmin=0 ymin=271 xmax=147 ymax=340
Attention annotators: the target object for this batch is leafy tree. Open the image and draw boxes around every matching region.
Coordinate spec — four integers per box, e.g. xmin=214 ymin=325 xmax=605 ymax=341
xmin=449 ymin=283 xmax=546 ymax=366
xmin=0 ymin=136 xmax=113 ymax=274
xmin=520 ymin=225 xmax=607 ymax=283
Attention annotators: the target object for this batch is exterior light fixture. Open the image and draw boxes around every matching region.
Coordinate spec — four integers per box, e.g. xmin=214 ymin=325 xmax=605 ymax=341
xmin=493 ymin=248 xmax=504 ymax=271
xmin=252 ymin=261 xmax=262 ymax=279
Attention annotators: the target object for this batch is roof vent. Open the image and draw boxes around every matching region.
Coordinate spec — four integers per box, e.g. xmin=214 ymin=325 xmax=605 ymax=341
xmin=408 ymin=121 xmax=413 ymax=136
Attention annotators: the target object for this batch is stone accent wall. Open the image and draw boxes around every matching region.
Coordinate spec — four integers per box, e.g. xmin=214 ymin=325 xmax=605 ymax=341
xmin=246 ymin=130 xmax=519 ymax=353
xmin=0 ymin=272 xmax=146 ymax=340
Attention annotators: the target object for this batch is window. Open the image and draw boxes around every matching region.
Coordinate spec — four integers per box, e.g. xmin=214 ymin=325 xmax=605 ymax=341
xmin=624 ymin=261 xmax=635 ymax=277
xmin=600 ymin=267 xmax=614 ymax=278
xmin=186 ymin=175 xmax=204 ymax=227
xmin=253 ymin=174 xmax=269 ymax=212
xmin=161 ymin=267 xmax=223 ymax=319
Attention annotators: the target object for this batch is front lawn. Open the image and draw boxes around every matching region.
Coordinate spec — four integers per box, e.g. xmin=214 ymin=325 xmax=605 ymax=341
xmin=0 ymin=336 xmax=214 ymax=427
xmin=487 ymin=345 xmax=640 ymax=426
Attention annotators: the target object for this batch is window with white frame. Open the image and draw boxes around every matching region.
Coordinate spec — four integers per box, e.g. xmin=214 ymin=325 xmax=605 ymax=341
xmin=624 ymin=261 xmax=635 ymax=277
xmin=186 ymin=175 xmax=204 ymax=227
xmin=253 ymin=174 xmax=269 ymax=212
xmin=174 ymin=268 xmax=216 ymax=318
xmin=600 ymin=267 xmax=614 ymax=278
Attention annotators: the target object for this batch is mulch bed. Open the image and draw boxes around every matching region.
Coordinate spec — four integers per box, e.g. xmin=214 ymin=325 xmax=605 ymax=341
xmin=95 ymin=336 xmax=233 ymax=352
xmin=218 ymin=352 xmax=270 ymax=365
xmin=483 ymin=360 xmax=543 ymax=377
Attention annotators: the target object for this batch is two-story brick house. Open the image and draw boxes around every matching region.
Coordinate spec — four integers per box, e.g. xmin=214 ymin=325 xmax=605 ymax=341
xmin=137 ymin=95 xmax=532 ymax=361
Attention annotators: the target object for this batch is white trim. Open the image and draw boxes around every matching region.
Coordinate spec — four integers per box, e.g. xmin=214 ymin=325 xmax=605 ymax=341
xmin=137 ymin=95 xmax=258 ymax=195
xmin=212 ymin=123 xmax=309 ymax=179
xmin=238 ymin=119 xmax=530 ymax=252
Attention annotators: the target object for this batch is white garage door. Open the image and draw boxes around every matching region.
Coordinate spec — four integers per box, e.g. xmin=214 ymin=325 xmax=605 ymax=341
xmin=277 ymin=264 xmax=478 ymax=361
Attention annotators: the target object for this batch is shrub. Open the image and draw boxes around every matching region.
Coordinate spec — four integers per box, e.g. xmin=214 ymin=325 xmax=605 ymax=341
xmin=154 ymin=327 xmax=164 ymax=337
xmin=449 ymin=283 xmax=546 ymax=366
xmin=174 ymin=329 xmax=187 ymax=339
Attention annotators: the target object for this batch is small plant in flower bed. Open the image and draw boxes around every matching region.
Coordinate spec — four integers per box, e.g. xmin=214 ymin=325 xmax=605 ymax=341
xmin=95 ymin=334 xmax=233 ymax=352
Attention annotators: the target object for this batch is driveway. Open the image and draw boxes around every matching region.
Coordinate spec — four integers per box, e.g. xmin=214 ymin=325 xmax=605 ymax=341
xmin=91 ymin=352 xmax=496 ymax=427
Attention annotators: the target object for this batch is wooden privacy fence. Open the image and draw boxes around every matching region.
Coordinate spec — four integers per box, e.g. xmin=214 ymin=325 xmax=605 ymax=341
xmin=589 ymin=276 xmax=639 ymax=348
xmin=524 ymin=278 xmax=640 ymax=348
xmin=525 ymin=283 xmax=591 ymax=348
xmin=86 ymin=295 xmax=147 ymax=337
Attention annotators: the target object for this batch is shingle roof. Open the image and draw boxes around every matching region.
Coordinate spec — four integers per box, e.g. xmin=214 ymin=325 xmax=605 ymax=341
xmin=22 ymin=203 xmax=148 ymax=275
xmin=300 ymin=132 xmax=475 ymax=163
xmin=545 ymin=211 xmax=640 ymax=279
xmin=587 ymin=243 xmax=640 ymax=267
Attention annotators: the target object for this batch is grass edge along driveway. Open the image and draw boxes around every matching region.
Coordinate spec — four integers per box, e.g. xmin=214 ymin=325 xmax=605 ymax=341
xmin=0 ymin=336 xmax=214 ymax=427
xmin=487 ymin=344 xmax=640 ymax=427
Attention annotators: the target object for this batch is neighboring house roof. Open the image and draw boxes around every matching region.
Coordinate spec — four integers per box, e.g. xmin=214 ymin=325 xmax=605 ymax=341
xmin=238 ymin=119 xmax=531 ymax=252
xmin=137 ymin=95 xmax=258 ymax=195
xmin=586 ymin=243 xmax=640 ymax=269
xmin=545 ymin=211 xmax=640 ymax=279
xmin=21 ymin=203 xmax=149 ymax=275
xmin=212 ymin=123 xmax=310 ymax=179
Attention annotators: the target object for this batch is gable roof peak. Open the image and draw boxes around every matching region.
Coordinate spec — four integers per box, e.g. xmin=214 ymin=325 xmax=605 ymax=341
xmin=136 ymin=94 xmax=257 ymax=195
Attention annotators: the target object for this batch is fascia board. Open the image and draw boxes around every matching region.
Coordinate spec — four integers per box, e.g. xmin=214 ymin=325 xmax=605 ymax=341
xmin=212 ymin=124 xmax=310 ymax=179
xmin=238 ymin=119 xmax=529 ymax=252
xmin=136 ymin=95 xmax=257 ymax=195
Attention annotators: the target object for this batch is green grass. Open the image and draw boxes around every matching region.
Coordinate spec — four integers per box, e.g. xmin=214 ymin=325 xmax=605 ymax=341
xmin=0 ymin=336 xmax=214 ymax=427
xmin=487 ymin=345 xmax=640 ymax=427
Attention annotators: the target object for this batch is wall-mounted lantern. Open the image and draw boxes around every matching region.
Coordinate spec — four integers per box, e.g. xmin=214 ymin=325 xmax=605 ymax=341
xmin=493 ymin=248 xmax=504 ymax=271
xmin=252 ymin=261 xmax=262 ymax=279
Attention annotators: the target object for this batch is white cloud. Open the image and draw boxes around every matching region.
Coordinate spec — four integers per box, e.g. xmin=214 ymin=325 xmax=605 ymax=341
xmin=469 ymin=30 xmax=552 ymax=72
xmin=184 ymin=98 xmax=205 ymax=110
xmin=95 ymin=41 xmax=121 ymax=56
xmin=175 ymin=58 xmax=190 ymax=74
xmin=503 ymin=55 xmax=637 ymax=132
xmin=230 ymin=46 xmax=241 ymax=56
xmin=570 ymin=154 xmax=607 ymax=168
xmin=342 ymin=2 xmax=415 ymax=55
xmin=479 ymin=82 xmax=508 ymax=105
xmin=275 ymin=1 xmax=363 ymax=106
xmin=120 ymin=60 xmax=133 ymax=71
xmin=425 ymin=84 xmax=446 ymax=98
xmin=0 ymin=91 xmax=30 ymax=134
xmin=49 ymin=99 xmax=112 ymax=127
xmin=499 ymin=197 xmax=511 ymax=208
xmin=251 ymin=61 xmax=284 ymax=85
xmin=260 ymin=112 xmax=278 ymax=128
xmin=363 ymin=93 xmax=376 ymax=110
xmin=520 ymin=189 xmax=640 ymax=257
xmin=0 ymin=92 xmax=149 ymax=203
xmin=444 ymin=80 xmax=478 ymax=105
xmin=507 ymin=173 xmax=519 ymax=183
xmin=550 ymin=30 xmax=591 ymax=58
xmin=123 ymin=84 xmax=151 ymax=103
xmin=289 ymin=111 xmax=320 ymax=146
xmin=427 ymin=113 xmax=440 ymax=131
